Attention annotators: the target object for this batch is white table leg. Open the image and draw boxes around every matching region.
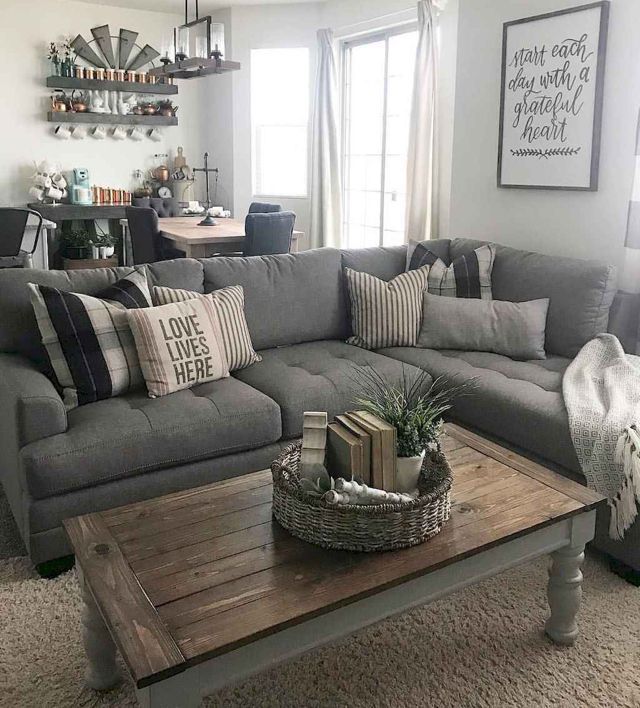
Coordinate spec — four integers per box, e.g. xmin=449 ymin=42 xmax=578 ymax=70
xmin=81 ymin=578 xmax=121 ymax=691
xmin=545 ymin=544 xmax=585 ymax=646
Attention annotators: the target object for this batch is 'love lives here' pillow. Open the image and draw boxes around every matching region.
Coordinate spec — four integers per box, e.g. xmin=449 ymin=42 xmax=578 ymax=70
xmin=127 ymin=298 xmax=229 ymax=398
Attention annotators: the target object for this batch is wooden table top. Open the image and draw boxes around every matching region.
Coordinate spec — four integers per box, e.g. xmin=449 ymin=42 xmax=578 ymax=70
xmin=64 ymin=424 xmax=603 ymax=689
xmin=119 ymin=216 xmax=303 ymax=246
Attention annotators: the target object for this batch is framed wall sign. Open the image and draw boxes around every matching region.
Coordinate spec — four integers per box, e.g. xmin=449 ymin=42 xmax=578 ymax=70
xmin=497 ymin=1 xmax=609 ymax=190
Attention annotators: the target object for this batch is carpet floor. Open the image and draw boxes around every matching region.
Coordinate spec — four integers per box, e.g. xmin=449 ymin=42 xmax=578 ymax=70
xmin=0 ymin=490 xmax=639 ymax=708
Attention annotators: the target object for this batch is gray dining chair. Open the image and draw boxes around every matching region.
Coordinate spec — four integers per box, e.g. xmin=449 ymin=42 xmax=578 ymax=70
xmin=0 ymin=207 xmax=43 ymax=268
xmin=243 ymin=211 xmax=295 ymax=257
xmin=248 ymin=202 xmax=282 ymax=214
xmin=132 ymin=197 xmax=181 ymax=218
xmin=126 ymin=207 xmax=185 ymax=265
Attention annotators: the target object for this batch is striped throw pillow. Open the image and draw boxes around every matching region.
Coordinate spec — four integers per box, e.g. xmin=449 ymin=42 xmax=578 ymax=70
xmin=407 ymin=242 xmax=495 ymax=300
xmin=345 ymin=265 xmax=431 ymax=350
xmin=152 ymin=285 xmax=261 ymax=371
xmin=28 ymin=269 xmax=152 ymax=410
xmin=127 ymin=298 xmax=229 ymax=398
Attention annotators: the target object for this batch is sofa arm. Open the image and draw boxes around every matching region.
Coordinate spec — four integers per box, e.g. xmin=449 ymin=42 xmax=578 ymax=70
xmin=0 ymin=353 xmax=67 ymax=448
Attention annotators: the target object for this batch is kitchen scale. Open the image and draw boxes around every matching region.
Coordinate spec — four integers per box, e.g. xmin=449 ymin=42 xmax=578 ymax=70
xmin=70 ymin=168 xmax=93 ymax=205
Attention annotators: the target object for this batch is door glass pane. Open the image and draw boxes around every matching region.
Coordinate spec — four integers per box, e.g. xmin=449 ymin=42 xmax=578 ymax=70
xmin=382 ymin=30 xmax=417 ymax=246
xmin=342 ymin=29 xmax=418 ymax=249
xmin=343 ymin=39 xmax=385 ymax=249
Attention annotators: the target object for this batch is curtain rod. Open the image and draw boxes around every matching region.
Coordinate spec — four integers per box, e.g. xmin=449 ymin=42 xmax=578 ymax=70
xmin=334 ymin=7 xmax=416 ymax=34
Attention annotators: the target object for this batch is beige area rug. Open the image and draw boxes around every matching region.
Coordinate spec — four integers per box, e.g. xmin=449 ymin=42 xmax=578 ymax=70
xmin=0 ymin=496 xmax=639 ymax=708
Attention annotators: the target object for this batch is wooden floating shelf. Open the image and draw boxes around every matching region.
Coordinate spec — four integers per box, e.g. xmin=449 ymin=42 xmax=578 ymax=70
xmin=47 ymin=76 xmax=178 ymax=95
xmin=148 ymin=58 xmax=240 ymax=80
xmin=47 ymin=111 xmax=178 ymax=126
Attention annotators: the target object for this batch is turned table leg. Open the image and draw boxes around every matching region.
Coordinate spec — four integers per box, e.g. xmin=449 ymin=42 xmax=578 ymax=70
xmin=81 ymin=578 xmax=121 ymax=691
xmin=545 ymin=544 xmax=585 ymax=646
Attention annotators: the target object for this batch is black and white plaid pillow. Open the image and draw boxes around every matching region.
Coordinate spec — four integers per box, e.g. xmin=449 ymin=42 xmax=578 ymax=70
xmin=28 ymin=269 xmax=152 ymax=410
xmin=407 ymin=241 xmax=495 ymax=300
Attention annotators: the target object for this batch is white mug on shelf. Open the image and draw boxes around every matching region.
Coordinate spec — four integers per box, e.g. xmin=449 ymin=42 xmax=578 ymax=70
xmin=128 ymin=127 xmax=144 ymax=141
xmin=90 ymin=125 xmax=107 ymax=140
xmin=71 ymin=126 xmax=87 ymax=140
xmin=29 ymin=186 xmax=45 ymax=201
xmin=51 ymin=173 xmax=67 ymax=189
xmin=99 ymin=246 xmax=107 ymax=259
xmin=147 ymin=128 xmax=162 ymax=142
xmin=45 ymin=186 xmax=64 ymax=200
xmin=53 ymin=125 xmax=72 ymax=140
xmin=112 ymin=126 xmax=127 ymax=140
xmin=33 ymin=174 xmax=52 ymax=189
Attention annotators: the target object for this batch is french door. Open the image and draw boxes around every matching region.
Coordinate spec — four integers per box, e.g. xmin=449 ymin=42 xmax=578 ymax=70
xmin=342 ymin=26 xmax=418 ymax=249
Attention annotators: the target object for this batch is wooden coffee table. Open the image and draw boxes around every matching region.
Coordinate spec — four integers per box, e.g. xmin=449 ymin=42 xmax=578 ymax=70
xmin=64 ymin=424 xmax=604 ymax=708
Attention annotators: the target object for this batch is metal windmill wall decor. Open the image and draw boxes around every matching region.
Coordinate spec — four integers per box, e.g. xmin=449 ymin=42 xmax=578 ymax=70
xmin=71 ymin=25 xmax=160 ymax=73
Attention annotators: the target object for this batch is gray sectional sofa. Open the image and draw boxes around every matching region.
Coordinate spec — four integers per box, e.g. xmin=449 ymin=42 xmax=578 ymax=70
xmin=0 ymin=240 xmax=637 ymax=575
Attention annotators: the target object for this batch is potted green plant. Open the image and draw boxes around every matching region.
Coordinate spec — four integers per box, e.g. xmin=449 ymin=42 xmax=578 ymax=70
xmin=62 ymin=229 xmax=92 ymax=260
xmin=351 ymin=367 xmax=474 ymax=493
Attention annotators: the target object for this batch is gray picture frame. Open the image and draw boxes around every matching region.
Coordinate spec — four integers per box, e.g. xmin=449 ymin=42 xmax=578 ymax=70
xmin=497 ymin=1 xmax=610 ymax=191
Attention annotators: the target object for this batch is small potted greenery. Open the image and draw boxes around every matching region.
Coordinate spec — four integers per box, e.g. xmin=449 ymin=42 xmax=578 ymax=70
xmin=62 ymin=229 xmax=92 ymax=260
xmin=352 ymin=366 xmax=474 ymax=493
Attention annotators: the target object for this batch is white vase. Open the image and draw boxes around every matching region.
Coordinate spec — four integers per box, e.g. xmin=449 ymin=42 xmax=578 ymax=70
xmin=395 ymin=450 xmax=426 ymax=493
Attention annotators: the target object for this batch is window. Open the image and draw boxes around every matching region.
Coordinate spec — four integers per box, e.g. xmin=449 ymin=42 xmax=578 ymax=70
xmin=251 ymin=48 xmax=309 ymax=197
xmin=342 ymin=28 xmax=418 ymax=248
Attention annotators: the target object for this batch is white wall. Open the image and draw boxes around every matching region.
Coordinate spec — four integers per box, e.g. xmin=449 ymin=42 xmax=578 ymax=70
xmin=448 ymin=0 xmax=640 ymax=270
xmin=0 ymin=0 xmax=204 ymax=207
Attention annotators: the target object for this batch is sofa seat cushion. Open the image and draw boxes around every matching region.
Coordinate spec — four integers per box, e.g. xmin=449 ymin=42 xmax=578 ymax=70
xmin=21 ymin=377 xmax=281 ymax=499
xmin=234 ymin=340 xmax=426 ymax=439
xmin=379 ymin=347 xmax=580 ymax=473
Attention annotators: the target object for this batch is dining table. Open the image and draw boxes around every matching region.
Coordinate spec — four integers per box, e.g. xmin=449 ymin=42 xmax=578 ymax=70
xmin=120 ymin=216 xmax=303 ymax=264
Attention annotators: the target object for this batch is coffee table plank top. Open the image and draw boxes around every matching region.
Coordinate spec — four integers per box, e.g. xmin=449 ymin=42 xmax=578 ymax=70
xmin=65 ymin=423 xmax=603 ymax=688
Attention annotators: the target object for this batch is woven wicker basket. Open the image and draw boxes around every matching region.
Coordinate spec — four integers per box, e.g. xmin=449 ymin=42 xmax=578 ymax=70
xmin=271 ymin=441 xmax=452 ymax=552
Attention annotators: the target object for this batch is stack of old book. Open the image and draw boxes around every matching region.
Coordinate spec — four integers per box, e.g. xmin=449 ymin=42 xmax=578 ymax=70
xmin=326 ymin=411 xmax=397 ymax=491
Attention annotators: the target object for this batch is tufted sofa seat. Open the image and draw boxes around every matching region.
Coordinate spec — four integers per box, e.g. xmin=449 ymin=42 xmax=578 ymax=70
xmin=379 ymin=348 xmax=578 ymax=473
xmin=20 ymin=377 xmax=281 ymax=500
xmin=234 ymin=340 xmax=425 ymax=439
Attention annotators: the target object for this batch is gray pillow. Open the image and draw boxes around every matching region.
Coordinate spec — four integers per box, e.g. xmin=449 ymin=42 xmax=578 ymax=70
xmin=418 ymin=293 xmax=550 ymax=360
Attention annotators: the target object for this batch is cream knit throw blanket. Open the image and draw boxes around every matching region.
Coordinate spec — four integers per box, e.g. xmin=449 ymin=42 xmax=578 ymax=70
xmin=563 ymin=333 xmax=640 ymax=539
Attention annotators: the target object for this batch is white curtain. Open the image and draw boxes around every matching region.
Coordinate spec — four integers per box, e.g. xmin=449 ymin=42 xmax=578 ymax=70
xmin=405 ymin=0 xmax=439 ymax=242
xmin=310 ymin=29 xmax=342 ymax=249
xmin=620 ymin=109 xmax=640 ymax=351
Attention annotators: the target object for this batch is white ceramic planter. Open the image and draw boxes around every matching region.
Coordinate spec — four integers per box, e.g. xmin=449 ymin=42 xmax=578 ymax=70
xmin=395 ymin=450 xmax=426 ymax=493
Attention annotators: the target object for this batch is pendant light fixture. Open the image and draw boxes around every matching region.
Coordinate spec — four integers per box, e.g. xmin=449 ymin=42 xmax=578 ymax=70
xmin=149 ymin=0 xmax=239 ymax=81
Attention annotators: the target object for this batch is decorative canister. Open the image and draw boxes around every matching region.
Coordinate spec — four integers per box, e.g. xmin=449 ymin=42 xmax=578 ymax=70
xmin=126 ymin=70 xmax=136 ymax=82
xmin=137 ymin=71 xmax=147 ymax=83
xmin=148 ymin=74 xmax=157 ymax=84
xmin=73 ymin=65 xmax=85 ymax=79
xmin=115 ymin=69 xmax=125 ymax=81
xmin=105 ymin=68 xmax=115 ymax=81
xmin=85 ymin=67 xmax=95 ymax=80
xmin=95 ymin=68 xmax=105 ymax=80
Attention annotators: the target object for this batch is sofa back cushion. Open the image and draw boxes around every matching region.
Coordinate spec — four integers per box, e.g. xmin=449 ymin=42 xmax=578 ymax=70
xmin=201 ymin=248 xmax=348 ymax=350
xmin=449 ymin=238 xmax=617 ymax=358
xmin=0 ymin=259 xmax=204 ymax=366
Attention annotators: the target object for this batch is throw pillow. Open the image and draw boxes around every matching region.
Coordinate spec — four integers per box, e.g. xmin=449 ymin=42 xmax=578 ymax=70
xmin=418 ymin=293 xmax=550 ymax=360
xmin=407 ymin=241 xmax=495 ymax=300
xmin=127 ymin=297 xmax=229 ymax=398
xmin=152 ymin=285 xmax=261 ymax=371
xmin=345 ymin=265 xmax=431 ymax=349
xmin=28 ymin=269 xmax=152 ymax=410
